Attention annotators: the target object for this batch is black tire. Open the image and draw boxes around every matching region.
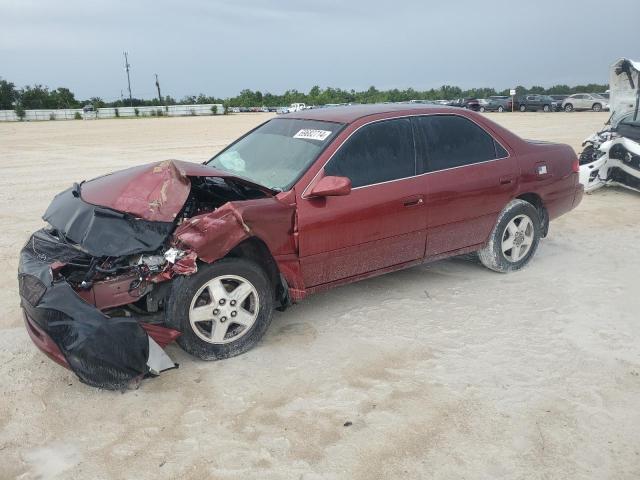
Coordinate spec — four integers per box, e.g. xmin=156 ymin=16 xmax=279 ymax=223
xmin=167 ymin=258 xmax=274 ymax=360
xmin=592 ymin=103 xmax=602 ymax=112
xmin=564 ymin=103 xmax=573 ymax=112
xmin=543 ymin=104 xmax=551 ymax=112
xmin=519 ymin=104 xmax=527 ymax=112
xmin=479 ymin=106 xmax=485 ymax=112
xmin=477 ymin=199 xmax=541 ymax=273
xmin=497 ymin=106 xmax=504 ymax=112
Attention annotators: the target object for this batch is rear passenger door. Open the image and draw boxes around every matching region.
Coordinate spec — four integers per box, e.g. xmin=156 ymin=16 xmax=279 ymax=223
xmin=297 ymin=117 xmax=427 ymax=287
xmin=413 ymin=114 xmax=517 ymax=257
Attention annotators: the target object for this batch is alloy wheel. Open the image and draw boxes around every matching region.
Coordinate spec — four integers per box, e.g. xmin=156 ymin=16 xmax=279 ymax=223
xmin=501 ymin=214 xmax=534 ymax=262
xmin=189 ymin=275 xmax=259 ymax=344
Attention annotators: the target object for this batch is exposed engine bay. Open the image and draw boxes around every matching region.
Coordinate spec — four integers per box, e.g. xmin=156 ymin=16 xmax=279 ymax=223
xmin=44 ymin=174 xmax=270 ymax=308
xmin=580 ymin=58 xmax=640 ymax=193
xmin=19 ymin=160 xmax=280 ymax=389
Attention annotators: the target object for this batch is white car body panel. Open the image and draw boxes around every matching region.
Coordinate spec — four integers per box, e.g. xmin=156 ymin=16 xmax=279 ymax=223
xmin=579 ymin=58 xmax=640 ymax=193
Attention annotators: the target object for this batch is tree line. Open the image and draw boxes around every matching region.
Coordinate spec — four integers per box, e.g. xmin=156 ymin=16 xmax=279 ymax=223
xmin=0 ymin=76 xmax=608 ymax=111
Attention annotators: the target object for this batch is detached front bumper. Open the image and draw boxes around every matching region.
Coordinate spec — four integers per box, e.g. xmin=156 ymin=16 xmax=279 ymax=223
xmin=18 ymin=231 xmax=178 ymax=390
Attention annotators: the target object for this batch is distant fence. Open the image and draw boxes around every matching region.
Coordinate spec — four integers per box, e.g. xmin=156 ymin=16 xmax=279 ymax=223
xmin=0 ymin=103 xmax=225 ymax=122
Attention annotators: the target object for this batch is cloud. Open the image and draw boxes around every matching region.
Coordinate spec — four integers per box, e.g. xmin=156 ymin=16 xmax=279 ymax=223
xmin=0 ymin=0 xmax=636 ymax=99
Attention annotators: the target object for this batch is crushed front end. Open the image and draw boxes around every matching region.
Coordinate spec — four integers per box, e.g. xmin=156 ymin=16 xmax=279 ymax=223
xmin=17 ymin=159 xmax=280 ymax=389
xmin=18 ymin=202 xmax=181 ymax=390
xmin=579 ymin=58 xmax=640 ymax=193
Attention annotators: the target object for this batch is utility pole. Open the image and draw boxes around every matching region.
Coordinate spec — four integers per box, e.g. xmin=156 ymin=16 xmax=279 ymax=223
xmin=155 ymin=73 xmax=163 ymax=105
xmin=123 ymin=52 xmax=133 ymax=107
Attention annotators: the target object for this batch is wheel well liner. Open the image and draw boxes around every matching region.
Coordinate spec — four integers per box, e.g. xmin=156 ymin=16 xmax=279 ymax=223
xmin=226 ymin=237 xmax=290 ymax=309
xmin=516 ymin=193 xmax=549 ymax=237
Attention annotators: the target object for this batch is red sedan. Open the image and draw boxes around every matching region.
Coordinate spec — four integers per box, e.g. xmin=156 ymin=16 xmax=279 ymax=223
xmin=18 ymin=104 xmax=583 ymax=389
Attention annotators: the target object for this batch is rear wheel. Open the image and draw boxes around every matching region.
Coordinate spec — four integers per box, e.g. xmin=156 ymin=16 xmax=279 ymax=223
xmin=497 ymin=106 xmax=504 ymax=112
xmin=564 ymin=103 xmax=574 ymax=112
xmin=543 ymin=104 xmax=551 ymax=112
xmin=592 ymin=103 xmax=602 ymax=112
xmin=478 ymin=199 xmax=541 ymax=273
xmin=169 ymin=258 xmax=274 ymax=360
xmin=519 ymin=104 xmax=527 ymax=112
xmin=479 ymin=106 xmax=486 ymax=112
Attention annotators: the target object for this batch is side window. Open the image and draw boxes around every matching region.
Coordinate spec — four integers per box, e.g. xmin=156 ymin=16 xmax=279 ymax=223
xmin=415 ymin=115 xmax=502 ymax=173
xmin=324 ymin=118 xmax=415 ymax=188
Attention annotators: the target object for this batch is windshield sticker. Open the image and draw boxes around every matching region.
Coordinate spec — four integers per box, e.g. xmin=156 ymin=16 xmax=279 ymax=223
xmin=293 ymin=129 xmax=332 ymax=141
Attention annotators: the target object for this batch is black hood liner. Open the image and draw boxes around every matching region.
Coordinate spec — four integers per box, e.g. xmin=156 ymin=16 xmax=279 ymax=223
xmin=19 ymin=239 xmax=151 ymax=390
xmin=615 ymin=122 xmax=640 ymax=142
xmin=43 ymin=187 xmax=174 ymax=257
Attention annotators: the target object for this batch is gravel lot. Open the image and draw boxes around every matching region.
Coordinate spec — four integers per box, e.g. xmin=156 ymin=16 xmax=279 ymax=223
xmin=1 ymin=112 xmax=639 ymax=479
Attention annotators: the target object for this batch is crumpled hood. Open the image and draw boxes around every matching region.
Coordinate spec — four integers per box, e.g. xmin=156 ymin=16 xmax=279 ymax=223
xmin=80 ymin=159 xmax=273 ymax=222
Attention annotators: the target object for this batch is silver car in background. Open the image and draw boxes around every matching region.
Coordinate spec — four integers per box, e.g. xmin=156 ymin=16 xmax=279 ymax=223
xmin=562 ymin=93 xmax=610 ymax=112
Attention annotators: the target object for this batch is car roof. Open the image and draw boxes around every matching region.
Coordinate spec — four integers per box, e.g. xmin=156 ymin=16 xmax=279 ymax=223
xmin=281 ymin=103 xmax=450 ymax=124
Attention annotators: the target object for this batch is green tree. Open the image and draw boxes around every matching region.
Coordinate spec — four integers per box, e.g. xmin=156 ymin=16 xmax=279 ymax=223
xmin=0 ymin=78 xmax=18 ymax=109
xmin=20 ymin=85 xmax=53 ymax=109
xmin=51 ymin=87 xmax=78 ymax=108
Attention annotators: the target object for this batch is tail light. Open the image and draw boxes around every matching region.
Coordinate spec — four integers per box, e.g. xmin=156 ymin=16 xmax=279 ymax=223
xmin=572 ymin=157 xmax=580 ymax=173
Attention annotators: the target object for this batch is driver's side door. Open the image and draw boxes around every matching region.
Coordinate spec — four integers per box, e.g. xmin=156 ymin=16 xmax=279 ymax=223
xmin=296 ymin=117 xmax=427 ymax=288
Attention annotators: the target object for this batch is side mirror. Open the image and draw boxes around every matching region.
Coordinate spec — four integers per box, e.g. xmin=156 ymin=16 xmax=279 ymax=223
xmin=309 ymin=176 xmax=351 ymax=197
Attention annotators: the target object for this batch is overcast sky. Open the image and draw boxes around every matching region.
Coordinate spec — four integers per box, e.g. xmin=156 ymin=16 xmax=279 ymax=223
xmin=1 ymin=0 xmax=638 ymax=100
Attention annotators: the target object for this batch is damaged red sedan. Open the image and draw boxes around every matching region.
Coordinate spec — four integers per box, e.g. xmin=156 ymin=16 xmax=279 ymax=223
xmin=18 ymin=104 xmax=583 ymax=389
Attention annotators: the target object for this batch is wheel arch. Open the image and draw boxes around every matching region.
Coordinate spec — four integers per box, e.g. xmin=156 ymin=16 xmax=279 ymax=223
xmin=516 ymin=192 xmax=549 ymax=237
xmin=225 ymin=236 xmax=290 ymax=309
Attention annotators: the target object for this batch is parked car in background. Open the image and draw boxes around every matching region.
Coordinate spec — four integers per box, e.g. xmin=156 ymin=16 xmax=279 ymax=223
xmin=479 ymin=97 xmax=512 ymax=112
xmin=463 ymin=98 xmax=481 ymax=111
xmin=447 ymin=98 xmax=465 ymax=108
xmin=562 ymin=93 xmax=609 ymax=112
xmin=18 ymin=103 xmax=583 ymax=390
xmin=288 ymin=103 xmax=307 ymax=113
xmin=549 ymin=95 xmax=568 ymax=111
xmin=515 ymin=95 xmax=555 ymax=112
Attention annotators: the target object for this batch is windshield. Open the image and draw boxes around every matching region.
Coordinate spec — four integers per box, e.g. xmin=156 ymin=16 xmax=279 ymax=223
xmin=207 ymin=118 xmax=343 ymax=191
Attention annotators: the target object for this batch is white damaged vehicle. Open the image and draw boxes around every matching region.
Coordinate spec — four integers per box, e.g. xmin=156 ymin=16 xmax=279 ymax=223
xmin=580 ymin=58 xmax=640 ymax=193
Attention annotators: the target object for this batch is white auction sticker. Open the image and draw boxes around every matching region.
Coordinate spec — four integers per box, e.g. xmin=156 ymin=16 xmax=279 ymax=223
xmin=293 ymin=129 xmax=332 ymax=141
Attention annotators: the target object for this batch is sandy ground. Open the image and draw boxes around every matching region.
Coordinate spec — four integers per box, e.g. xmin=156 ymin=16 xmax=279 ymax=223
xmin=1 ymin=112 xmax=639 ymax=479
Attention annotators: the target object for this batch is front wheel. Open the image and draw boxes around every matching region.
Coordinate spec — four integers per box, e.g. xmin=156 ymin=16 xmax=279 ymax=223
xmin=543 ymin=104 xmax=551 ymax=112
xmin=479 ymin=106 xmax=486 ymax=112
xmin=497 ymin=106 xmax=504 ymax=112
xmin=478 ymin=199 xmax=541 ymax=273
xmin=168 ymin=258 xmax=274 ymax=360
xmin=592 ymin=103 xmax=602 ymax=112
xmin=519 ymin=104 xmax=527 ymax=112
xmin=564 ymin=103 xmax=574 ymax=112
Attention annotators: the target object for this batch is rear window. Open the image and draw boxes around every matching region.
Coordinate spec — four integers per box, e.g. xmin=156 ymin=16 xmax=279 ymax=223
xmin=414 ymin=115 xmax=504 ymax=172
